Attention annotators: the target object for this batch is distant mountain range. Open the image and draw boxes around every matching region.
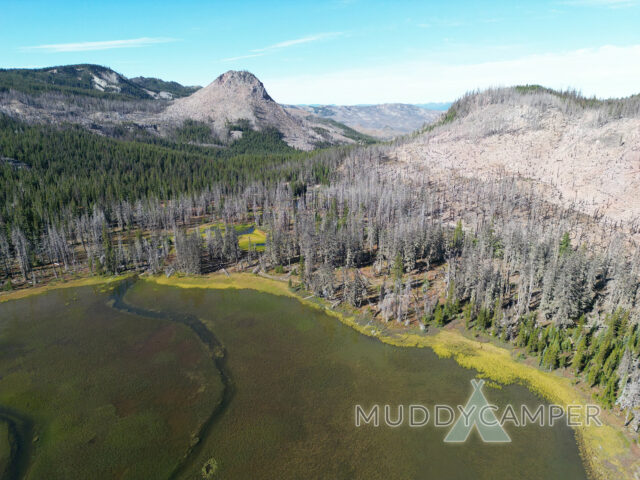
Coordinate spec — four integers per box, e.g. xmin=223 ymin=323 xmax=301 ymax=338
xmin=286 ymin=103 xmax=443 ymax=139
xmin=0 ymin=64 xmax=200 ymax=100
xmin=0 ymin=64 xmax=444 ymax=148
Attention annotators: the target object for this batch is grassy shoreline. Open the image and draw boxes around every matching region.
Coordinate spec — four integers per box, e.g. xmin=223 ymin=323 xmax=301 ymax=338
xmin=0 ymin=274 xmax=133 ymax=303
xmin=2 ymin=271 xmax=638 ymax=479
xmin=144 ymin=272 xmax=637 ymax=480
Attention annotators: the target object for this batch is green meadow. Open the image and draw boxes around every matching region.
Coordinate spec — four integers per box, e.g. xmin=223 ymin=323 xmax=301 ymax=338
xmin=207 ymin=223 xmax=267 ymax=252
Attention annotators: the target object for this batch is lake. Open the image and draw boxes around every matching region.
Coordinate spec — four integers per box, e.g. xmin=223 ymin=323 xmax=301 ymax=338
xmin=0 ymin=278 xmax=588 ymax=479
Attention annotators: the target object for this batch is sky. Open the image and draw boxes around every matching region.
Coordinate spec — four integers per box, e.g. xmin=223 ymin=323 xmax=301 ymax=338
xmin=1 ymin=0 xmax=640 ymax=104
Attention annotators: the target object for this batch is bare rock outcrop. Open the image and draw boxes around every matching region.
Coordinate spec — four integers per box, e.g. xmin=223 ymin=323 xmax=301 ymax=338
xmin=164 ymin=70 xmax=351 ymax=150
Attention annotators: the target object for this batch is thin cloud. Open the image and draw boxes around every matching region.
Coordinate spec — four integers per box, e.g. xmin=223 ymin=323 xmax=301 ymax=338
xmin=221 ymin=53 xmax=266 ymax=62
xmin=252 ymin=32 xmax=342 ymax=52
xmin=21 ymin=37 xmax=177 ymax=53
xmin=221 ymin=32 xmax=342 ymax=62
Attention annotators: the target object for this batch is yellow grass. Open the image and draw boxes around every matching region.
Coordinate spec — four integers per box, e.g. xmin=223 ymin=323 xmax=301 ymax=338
xmin=187 ymin=223 xmax=266 ymax=252
xmin=146 ymin=272 xmax=292 ymax=297
xmin=0 ymin=274 xmax=132 ymax=303
xmin=383 ymin=330 xmax=631 ymax=479
xmin=238 ymin=228 xmax=266 ymax=251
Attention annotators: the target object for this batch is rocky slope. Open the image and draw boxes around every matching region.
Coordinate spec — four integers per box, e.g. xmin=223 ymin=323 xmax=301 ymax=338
xmin=164 ymin=70 xmax=354 ymax=150
xmin=287 ymin=103 xmax=442 ymax=139
xmin=388 ymin=87 xmax=640 ymax=228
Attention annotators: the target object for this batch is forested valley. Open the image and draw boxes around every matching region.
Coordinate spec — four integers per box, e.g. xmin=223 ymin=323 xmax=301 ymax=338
xmin=2 ymin=97 xmax=640 ymax=435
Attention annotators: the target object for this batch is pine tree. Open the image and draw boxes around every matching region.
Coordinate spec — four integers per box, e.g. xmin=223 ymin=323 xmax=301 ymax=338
xmin=434 ymin=305 xmax=445 ymax=327
xmin=559 ymin=232 xmax=572 ymax=256
xmin=542 ymin=339 xmax=560 ymax=370
xmin=392 ymin=252 xmax=403 ymax=281
xmin=463 ymin=302 xmax=474 ymax=328
xmin=601 ymin=375 xmax=619 ymax=408
xmin=572 ymin=334 xmax=588 ymax=373
xmin=451 ymin=220 xmax=464 ymax=251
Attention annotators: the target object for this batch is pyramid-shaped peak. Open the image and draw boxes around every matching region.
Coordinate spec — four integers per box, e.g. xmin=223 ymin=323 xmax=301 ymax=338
xmin=203 ymin=70 xmax=273 ymax=101
xmin=216 ymin=70 xmax=261 ymax=84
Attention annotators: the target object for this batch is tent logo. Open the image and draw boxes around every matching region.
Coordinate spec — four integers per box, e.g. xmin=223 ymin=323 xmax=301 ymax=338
xmin=444 ymin=379 xmax=510 ymax=443
xmin=354 ymin=378 xmax=603 ymax=442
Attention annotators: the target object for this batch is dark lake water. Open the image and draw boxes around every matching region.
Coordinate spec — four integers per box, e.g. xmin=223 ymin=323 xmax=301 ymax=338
xmin=0 ymin=279 xmax=588 ymax=479
xmin=126 ymin=281 xmax=588 ymax=480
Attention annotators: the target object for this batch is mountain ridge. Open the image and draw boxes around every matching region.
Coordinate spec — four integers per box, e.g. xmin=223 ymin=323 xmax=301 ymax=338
xmin=0 ymin=64 xmax=199 ymax=100
xmin=388 ymin=86 xmax=640 ymax=228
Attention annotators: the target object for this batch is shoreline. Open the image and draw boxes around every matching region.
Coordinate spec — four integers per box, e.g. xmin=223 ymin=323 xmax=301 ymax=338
xmin=2 ymin=271 xmax=638 ymax=479
xmin=0 ymin=274 xmax=133 ymax=303
xmin=143 ymin=272 xmax=636 ymax=480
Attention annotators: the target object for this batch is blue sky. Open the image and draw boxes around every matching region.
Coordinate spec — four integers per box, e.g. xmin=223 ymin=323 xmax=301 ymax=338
xmin=2 ymin=0 xmax=639 ymax=104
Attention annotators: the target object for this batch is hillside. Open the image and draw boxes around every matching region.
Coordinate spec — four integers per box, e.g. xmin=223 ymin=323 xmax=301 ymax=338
xmin=287 ymin=103 xmax=442 ymax=139
xmin=389 ymin=87 xmax=640 ymax=228
xmin=164 ymin=70 xmax=359 ymax=150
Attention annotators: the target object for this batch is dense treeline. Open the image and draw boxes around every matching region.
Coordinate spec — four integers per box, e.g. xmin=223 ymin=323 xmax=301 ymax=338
xmin=174 ymin=119 xmax=220 ymax=144
xmin=0 ymin=115 xmax=330 ymax=238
